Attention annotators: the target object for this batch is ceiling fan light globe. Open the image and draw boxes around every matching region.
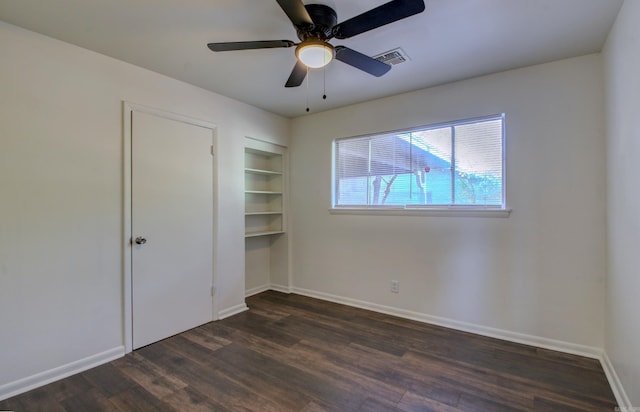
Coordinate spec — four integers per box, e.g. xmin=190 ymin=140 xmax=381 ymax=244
xmin=297 ymin=42 xmax=334 ymax=68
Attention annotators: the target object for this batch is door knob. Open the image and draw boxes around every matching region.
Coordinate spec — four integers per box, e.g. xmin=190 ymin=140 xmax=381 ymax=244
xmin=134 ymin=236 xmax=147 ymax=245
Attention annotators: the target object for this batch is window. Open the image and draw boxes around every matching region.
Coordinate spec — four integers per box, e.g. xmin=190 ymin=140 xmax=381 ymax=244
xmin=332 ymin=114 xmax=505 ymax=211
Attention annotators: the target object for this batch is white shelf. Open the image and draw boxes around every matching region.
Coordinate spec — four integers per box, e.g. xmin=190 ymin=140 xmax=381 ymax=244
xmin=245 ymin=168 xmax=282 ymax=176
xmin=245 ymin=211 xmax=283 ymax=216
xmin=245 ymin=230 xmax=285 ymax=238
xmin=245 ymin=190 xmax=282 ymax=195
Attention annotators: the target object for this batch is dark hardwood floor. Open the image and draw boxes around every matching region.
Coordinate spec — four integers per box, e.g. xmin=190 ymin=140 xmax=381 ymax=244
xmin=0 ymin=291 xmax=617 ymax=411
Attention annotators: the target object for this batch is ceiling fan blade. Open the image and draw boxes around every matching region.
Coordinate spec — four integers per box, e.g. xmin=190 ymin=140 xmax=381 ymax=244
xmin=207 ymin=40 xmax=295 ymax=52
xmin=285 ymin=60 xmax=307 ymax=87
xmin=332 ymin=0 xmax=425 ymax=40
xmin=335 ymin=46 xmax=391 ymax=77
xmin=275 ymin=0 xmax=313 ymax=27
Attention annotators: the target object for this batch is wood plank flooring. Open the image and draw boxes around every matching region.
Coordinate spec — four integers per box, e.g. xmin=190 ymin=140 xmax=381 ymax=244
xmin=0 ymin=291 xmax=618 ymax=411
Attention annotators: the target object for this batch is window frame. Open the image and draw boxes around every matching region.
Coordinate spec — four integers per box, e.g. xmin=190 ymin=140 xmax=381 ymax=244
xmin=330 ymin=114 xmax=510 ymax=217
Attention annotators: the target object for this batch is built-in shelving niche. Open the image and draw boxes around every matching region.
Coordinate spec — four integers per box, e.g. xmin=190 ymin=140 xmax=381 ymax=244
xmin=244 ymin=138 xmax=289 ymax=296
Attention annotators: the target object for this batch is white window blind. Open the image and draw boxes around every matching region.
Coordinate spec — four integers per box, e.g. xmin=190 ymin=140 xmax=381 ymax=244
xmin=333 ymin=114 xmax=505 ymax=209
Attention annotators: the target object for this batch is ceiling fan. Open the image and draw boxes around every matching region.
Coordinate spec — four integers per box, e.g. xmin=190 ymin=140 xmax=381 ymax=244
xmin=207 ymin=0 xmax=426 ymax=88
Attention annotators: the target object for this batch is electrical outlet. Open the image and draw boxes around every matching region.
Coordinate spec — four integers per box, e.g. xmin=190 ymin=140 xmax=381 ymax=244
xmin=390 ymin=280 xmax=399 ymax=293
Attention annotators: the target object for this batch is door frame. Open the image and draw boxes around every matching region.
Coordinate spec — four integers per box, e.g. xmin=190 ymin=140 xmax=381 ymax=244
xmin=123 ymin=102 xmax=218 ymax=353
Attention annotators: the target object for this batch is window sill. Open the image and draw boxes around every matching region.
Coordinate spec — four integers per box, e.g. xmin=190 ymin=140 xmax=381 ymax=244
xmin=329 ymin=206 xmax=511 ymax=218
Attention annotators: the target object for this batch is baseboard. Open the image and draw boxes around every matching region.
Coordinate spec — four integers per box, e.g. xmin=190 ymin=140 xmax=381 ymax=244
xmin=0 ymin=346 xmax=124 ymax=402
xmin=246 ymin=283 xmax=291 ymax=298
xmin=247 ymin=286 xmax=625 ymax=402
xmin=218 ymin=302 xmax=249 ymax=320
xmin=268 ymin=283 xmax=293 ymax=294
xmin=601 ymin=351 xmax=632 ymax=408
xmin=245 ymin=284 xmax=271 ymax=298
xmin=291 ymin=287 xmax=603 ymax=360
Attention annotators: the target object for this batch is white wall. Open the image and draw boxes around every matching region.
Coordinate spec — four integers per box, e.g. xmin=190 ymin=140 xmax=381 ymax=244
xmin=603 ymin=0 xmax=640 ymax=404
xmin=0 ymin=21 xmax=288 ymax=397
xmin=245 ymin=236 xmax=272 ymax=293
xmin=290 ymin=54 xmax=606 ymax=350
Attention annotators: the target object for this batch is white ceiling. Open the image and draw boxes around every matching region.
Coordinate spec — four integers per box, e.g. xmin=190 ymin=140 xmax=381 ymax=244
xmin=0 ymin=0 xmax=622 ymax=118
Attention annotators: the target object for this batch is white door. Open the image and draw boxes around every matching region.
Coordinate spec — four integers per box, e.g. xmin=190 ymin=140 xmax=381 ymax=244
xmin=131 ymin=110 xmax=214 ymax=349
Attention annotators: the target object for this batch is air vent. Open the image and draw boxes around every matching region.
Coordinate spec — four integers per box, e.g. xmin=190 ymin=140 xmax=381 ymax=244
xmin=374 ymin=48 xmax=409 ymax=66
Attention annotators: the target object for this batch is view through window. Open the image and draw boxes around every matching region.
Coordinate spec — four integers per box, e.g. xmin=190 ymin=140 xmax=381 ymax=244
xmin=333 ymin=114 xmax=505 ymax=209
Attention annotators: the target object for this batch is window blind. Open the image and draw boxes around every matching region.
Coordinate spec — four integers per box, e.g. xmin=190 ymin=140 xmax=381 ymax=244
xmin=333 ymin=114 xmax=505 ymax=208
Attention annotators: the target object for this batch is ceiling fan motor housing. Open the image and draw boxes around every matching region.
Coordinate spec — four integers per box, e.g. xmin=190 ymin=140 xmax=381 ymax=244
xmin=297 ymin=4 xmax=338 ymax=40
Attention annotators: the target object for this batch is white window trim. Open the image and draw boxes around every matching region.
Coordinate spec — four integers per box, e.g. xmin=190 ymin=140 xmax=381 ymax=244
xmin=329 ymin=206 xmax=511 ymax=218
xmin=331 ymin=114 xmax=509 ymax=216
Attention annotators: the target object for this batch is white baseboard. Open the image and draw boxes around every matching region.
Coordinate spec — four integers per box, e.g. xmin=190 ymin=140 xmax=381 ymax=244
xmin=218 ymin=302 xmax=249 ymax=320
xmin=601 ymin=351 xmax=632 ymax=408
xmin=245 ymin=283 xmax=291 ymax=298
xmin=0 ymin=346 xmax=124 ymax=402
xmin=291 ymin=287 xmax=603 ymax=360
xmin=268 ymin=283 xmax=292 ymax=294
xmin=245 ymin=286 xmax=628 ymax=403
xmin=245 ymin=284 xmax=271 ymax=298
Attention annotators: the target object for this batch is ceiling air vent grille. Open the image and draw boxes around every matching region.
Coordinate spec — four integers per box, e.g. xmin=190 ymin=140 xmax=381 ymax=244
xmin=374 ymin=48 xmax=409 ymax=66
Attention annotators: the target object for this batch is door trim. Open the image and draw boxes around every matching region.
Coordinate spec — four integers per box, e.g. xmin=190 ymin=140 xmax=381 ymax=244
xmin=123 ymin=102 xmax=218 ymax=353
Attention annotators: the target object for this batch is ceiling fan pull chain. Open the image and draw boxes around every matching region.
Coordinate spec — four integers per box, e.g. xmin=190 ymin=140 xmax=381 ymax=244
xmin=306 ymin=66 xmax=310 ymax=112
xmin=323 ymin=63 xmax=327 ymax=100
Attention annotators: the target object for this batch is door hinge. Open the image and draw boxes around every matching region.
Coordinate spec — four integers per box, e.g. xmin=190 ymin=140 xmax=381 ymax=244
xmin=210 ymin=286 xmax=215 ymax=296
xmin=210 ymin=145 xmax=214 ymax=156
